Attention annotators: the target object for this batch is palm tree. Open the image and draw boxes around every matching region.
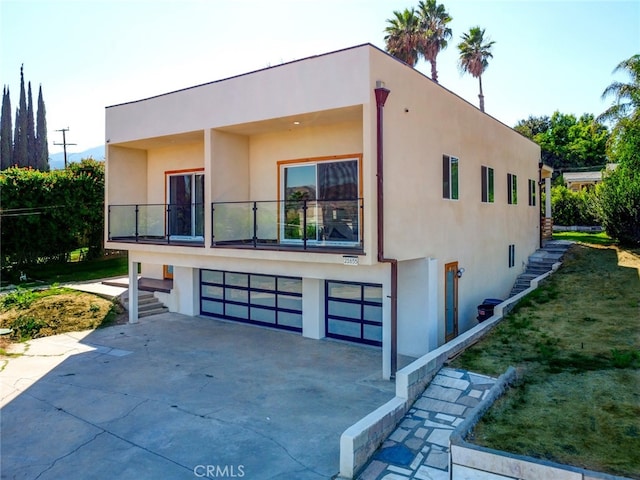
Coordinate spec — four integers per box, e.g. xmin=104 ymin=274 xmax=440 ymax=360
xmin=457 ymin=26 xmax=495 ymax=112
xmin=416 ymin=0 xmax=452 ymax=83
xmin=384 ymin=8 xmax=421 ymax=67
xmin=598 ymin=54 xmax=640 ymax=123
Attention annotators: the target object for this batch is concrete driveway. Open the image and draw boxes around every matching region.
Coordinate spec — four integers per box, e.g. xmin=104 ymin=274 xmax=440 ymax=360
xmin=0 ymin=314 xmax=394 ymax=479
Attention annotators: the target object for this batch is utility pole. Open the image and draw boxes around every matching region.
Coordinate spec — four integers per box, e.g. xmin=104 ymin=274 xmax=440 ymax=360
xmin=54 ymin=127 xmax=76 ymax=168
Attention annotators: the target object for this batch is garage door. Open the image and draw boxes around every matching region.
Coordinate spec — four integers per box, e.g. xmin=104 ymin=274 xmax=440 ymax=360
xmin=325 ymin=280 xmax=383 ymax=346
xmin=200 ymin=270 xmax=302 ymax=332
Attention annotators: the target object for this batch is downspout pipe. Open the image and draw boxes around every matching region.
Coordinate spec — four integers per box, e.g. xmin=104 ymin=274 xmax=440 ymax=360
xmin=375 ymin=83 xmax=398 ymax=379
xmin=538 ymin=161 xmax=543 ymax=249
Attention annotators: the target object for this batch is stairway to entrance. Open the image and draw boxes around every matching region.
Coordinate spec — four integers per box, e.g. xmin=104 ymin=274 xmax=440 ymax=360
xmin=509 ymin=240 xmax=573 ymax=297
xmin=121 ymin=290 xmax=168 ymax=318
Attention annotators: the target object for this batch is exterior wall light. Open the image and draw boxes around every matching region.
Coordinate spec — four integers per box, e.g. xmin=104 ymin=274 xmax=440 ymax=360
xmin=457 ymin=268 xmax=465 ymax=278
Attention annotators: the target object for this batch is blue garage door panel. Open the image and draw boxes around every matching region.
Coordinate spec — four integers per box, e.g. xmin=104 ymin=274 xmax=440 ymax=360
xmin=325 ymin=280 xmax=383 ymax=346
xmin=200 ymin=270 xmax=302 ymax=333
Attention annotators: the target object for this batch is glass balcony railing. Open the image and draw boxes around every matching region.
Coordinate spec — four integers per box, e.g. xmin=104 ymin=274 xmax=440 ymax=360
xmin=108 ymin=204 xmax=205 ymax=246
xmin=211 ymin=198 xmax=363 ymax=251
xmin=108 ymin=199 xmax=364 ymax=252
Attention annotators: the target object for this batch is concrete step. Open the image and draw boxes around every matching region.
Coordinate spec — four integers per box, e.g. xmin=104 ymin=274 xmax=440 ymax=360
xmin=138 ymin=305 xmax=169 ymax=318
xmin=508 ymin=242 xmax=573 ymax=298
xmin=123 ymin=296 xmax=157 ymax=307
xmin=122 ymin=291 xmax=168 ymax=318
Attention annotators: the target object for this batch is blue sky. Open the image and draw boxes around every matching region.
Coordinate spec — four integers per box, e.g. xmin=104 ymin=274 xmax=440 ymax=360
xmin=1 ymin=0 xmax=638 ymax=155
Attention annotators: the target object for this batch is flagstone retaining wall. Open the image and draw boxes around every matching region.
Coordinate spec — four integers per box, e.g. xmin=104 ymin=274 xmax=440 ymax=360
xmin=339 ymin=269 xmax=559 ymax=479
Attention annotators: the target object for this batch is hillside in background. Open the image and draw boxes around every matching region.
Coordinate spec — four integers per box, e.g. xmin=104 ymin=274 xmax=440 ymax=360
xmin=49 ymin=145 xmax=105 ymax=170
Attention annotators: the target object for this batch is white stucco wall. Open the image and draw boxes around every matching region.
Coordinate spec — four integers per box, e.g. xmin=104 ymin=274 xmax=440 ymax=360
xmin=397 ymin=258 xmax=440 ymax=358
xmin=247 ymin=119 xmax=363 ymax=201
xmin=105 ymin=47 xmax=371 ymax=145
xmin=368 ymin=49 xmax=540 ymax=339
xmin=146 ymin=142 xmax=204 ymax=204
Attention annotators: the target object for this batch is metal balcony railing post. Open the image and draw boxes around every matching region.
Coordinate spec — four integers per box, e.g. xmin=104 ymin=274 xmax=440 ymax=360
xmin=211 ymin=203 xmax=215 ymax=246
xmin=252 ymin=202 xmax=258 ymax=248
xmin=135 ymin=205 xmax=139 ymax=242
xmin=359 ymin=198 xmax=364 ymax=246
xmin=302 ymin=200 xmax=308 ymax=250
xmin=167 ymin=204 xmax=171 ymax=244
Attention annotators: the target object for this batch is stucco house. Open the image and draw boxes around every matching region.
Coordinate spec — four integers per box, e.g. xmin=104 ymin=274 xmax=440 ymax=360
xmin=105 ymin=44 xmax=541 ymax=379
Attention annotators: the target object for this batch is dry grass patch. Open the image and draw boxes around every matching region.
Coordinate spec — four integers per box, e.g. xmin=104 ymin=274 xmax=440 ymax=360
xmin=0 ymin=287 xmax=122 ymax=343
xmin=451 ymin=244 xmax=640 ymax=478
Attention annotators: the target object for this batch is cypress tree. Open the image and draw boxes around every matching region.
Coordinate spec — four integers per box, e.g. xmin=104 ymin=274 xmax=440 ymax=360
xmin=13 ymin=106 xmax=20 ymax=166
xmin=0 ymin=86 xmax=13 ymax=170
xmin=26 ymin=81 xmax=36 ymax=168
xmin=36 ymin=85 xmax=49 ymax=171
xmin=12 ymin=65 xmax=28 ymax=167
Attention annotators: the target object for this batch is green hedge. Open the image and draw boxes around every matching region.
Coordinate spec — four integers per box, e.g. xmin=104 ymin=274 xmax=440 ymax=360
xmin=551 ymin=185 xmax=599 ymax=227
xmin=595 ymin=163 xmax=640 ymax=245
xmin=1 ymin=159 xmax=104 ymax=271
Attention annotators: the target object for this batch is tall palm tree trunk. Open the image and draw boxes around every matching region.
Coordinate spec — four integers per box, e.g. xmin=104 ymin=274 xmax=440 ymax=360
xmin=478 ymin=75 xmax=485 ymax=112
xmin=431 ymin=61 xmax=438 ymax=83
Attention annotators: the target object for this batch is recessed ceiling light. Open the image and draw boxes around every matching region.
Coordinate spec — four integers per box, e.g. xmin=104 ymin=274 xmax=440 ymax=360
xmin=293 ymin=121 xmax=301 ymax=125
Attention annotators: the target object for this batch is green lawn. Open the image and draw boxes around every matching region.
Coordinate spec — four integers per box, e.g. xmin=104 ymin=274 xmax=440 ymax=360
xmin=552 ymin=231 xmax=614 ymax=245
xmin=450 ymin=243 xmax=640 ymax=478
xmin=20 ymin=254 xmax=128 ymax=285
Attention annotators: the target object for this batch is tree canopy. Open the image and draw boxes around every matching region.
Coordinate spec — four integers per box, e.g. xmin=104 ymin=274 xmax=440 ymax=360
xmin=416 ymin=0 xmax=452 ymax=83
xmin=598 ymin=53 xmax=640 ymax=124
xmin=0 ymin=65 xmax=49 ymax=171
xmin=457 ymin=26 xmax=495 ymax=112
xmin=384 ymin=1 xmax=452 ymax=83
xmin=594 ymin=54 xmax=640 ymax=245
xmin=514 ymin=112 xmax=609 ymax=172
xmin=384 ymin=8 xmax=421 ymax=67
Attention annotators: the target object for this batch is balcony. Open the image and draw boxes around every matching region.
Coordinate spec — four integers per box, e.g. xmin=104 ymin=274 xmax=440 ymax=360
xmin=211 ymin=199 xmax=363 ymax=253
xmin=108 ymin=199 xmax=364 ymax=253
xmin=108 ymin=204 xmax=205 ymax=246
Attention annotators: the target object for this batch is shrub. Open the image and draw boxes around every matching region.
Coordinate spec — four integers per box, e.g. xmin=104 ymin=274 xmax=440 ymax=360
xmin=594 ymin=163 xmax=640 ymax=245
xmin=0 ymin=287 xmax=37 ymax=309
xmin=551 ymin=185 xmax=599 ymax=226
xmin=10 ymin=316 xmax=47 ymax=340
xmin=0 ymin=159 xmax=104 ymax=270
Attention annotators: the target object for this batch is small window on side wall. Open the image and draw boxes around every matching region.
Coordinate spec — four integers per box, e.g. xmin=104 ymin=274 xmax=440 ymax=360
xmin=528 ymin=179 xmax=536 ymax=206
xmin=481 ymin=166 xmax=494 ymax=203
xmin=507 ymin=173 xmax=518 ymax=204
xmin=443 ymin=155 xmax=459 ymax=200
xmin=508 ymin=244 xmax=515 ymax=268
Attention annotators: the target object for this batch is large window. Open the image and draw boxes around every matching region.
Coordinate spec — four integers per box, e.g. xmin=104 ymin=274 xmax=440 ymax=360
xmin=507 ymin=173 xmax=518 ymax=205
xmin=443 ymin=155 xmax=459 ymax=200
xmin=281 ymin=157 xmax=360 ymax=244
xmin=167 ymin=171 xmax=204 ymax=240
xmin=481 ymin=166 xmax=494 ymax=203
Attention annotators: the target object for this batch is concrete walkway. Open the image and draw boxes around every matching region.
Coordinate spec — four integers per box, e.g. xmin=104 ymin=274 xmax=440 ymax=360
xmin=357 ymin=368 xmax=496 ymax=480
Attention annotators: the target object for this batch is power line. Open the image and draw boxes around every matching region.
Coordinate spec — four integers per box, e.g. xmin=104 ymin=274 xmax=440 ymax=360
xmin=0 ymin=203 xmax=103 ymax=218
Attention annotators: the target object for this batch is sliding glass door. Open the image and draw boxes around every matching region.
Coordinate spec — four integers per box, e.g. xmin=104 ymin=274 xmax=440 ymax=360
xmin=281 ymin=158 xmax=359 ymax=245
xmin=168 ymin=173 xmax=204 ymax=240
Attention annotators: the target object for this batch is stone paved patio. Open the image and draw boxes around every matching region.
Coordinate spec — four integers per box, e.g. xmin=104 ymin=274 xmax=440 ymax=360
xmin=357 ymin=368 xmax=496 ymax=480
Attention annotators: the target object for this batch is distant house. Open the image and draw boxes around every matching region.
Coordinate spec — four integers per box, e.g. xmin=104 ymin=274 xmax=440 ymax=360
xmin=104 ymin=44 xmax=541 ymax=379
xmin=563 ymin=164 xmax=617 ymax=191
